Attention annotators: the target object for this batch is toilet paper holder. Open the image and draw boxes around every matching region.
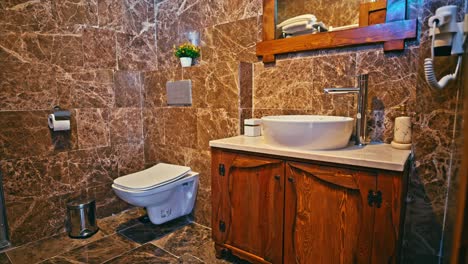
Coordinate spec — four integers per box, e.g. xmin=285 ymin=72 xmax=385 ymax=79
xmin=52 ymin=106 xmax=71 ymax=121
xmin=48 ymin=106 xmax=71 ymax=131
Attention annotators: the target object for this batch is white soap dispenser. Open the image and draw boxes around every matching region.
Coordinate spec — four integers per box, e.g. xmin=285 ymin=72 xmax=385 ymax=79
xmin=391 ymin=104 xmax=412 ymax=150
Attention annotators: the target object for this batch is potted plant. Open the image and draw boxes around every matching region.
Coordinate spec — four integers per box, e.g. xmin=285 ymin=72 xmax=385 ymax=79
xmin=174 ymin=42 xmax=200 ymax=67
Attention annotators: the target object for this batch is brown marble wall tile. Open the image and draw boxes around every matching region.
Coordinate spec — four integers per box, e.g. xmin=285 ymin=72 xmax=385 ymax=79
xmin=0 ymin=111 xmax=53 ymax=159
xmin=52 ymin=0 xmax=98 ymax=29
xmin=254 ymin=58 xmax=314 ymax=110
xmin=356 ymin=48 xmax=418 ymax=143
xmin=240 ymin=62 xmax=253 ymax=109
xmin=155 ymin=0 xmax=181 ymax=71
xmin=146 ymin=145 xmax=186 ymax=168
xmin=144 ymin=68 xmax=182 ymax=107
xmin=143 ymin=107 xmax=165 ymax=164
xmin=190 ymin=0 xmax=261 ymax=28
xmin=184 ymin=148 xmax=211 ymax=189
xmin=183 ymin=62 xmax=240 ymax=112
xmin=114 ymin=71 xmax=143 ymax=108
xmin=1 ymin=152 xmax=71 ymax=200
xmin=164 ymin=107 xmax=198 ymax=149
xmin=177 ymin=0 xmax=214 ymax=34
xmin=113 ymin=143 xmax=145 ymax=176
xmin=117 ymin=30 xmax=158 ymax=71
xmin=192 ymin=188 xmax=211 ymax=228
xmin=121 ymin=0 xmax=155 ymax=35
xmin=75 ymin=108 xmax=110 ymax=148
xmin=83 ymin=27 xmax=116 ymax=69
xmin=66 ymin=69 xmax=114 ymax=108
xmin=50 ymin=35 xmax=84 ymax=71
xmin=68 ymin=147 xmax=118 ymax=188
xmin=202 ymin=17 xmax=258 ymax=64
xmin=0 ymin=1 xmax=58 ymax=33
xmin=0 ymin=60 xmax=63 ymax=111
xmin=87 ymin=183 xmax=123 ymax=218
xmin=196 ymin=108 xmax=239 ymax=150
xmin=98 ymin=0 xmax=124 ymax=30
xmin=17 ymin=33 xmax=84 ymax=71
xmin=110 ymin=108 xmax=143 ymax=144
xmin=312 ymin=53 xmax=357 ymax=116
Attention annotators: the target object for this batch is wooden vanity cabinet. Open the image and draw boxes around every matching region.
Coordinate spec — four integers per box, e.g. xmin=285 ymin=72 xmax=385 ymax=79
xmin=211 ymin=148 xmax=408 ymax=264
xmin=211 ymin=148 xmax=285 ymax=264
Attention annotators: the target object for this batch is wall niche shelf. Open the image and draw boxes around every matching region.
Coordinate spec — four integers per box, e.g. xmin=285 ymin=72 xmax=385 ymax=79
xmin=257 ymin=0 xmax=418 ymax=63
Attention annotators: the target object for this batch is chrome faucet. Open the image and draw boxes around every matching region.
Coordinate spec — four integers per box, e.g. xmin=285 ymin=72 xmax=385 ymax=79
xmin=324 ymin=74 xmax=369 ymax=146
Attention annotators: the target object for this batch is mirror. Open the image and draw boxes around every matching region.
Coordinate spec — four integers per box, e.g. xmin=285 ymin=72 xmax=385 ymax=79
xmin=257 ymin=0 xmax=417 ymax=62
xmin=276 ymin=0 xmax=362 ymax=39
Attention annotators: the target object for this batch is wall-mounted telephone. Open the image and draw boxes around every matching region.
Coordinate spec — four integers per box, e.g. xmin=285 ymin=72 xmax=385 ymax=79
xmin=277 ymin=14 xmax=328 ymax=37
xmin=425 ymin=5 xmax=468 ymax=89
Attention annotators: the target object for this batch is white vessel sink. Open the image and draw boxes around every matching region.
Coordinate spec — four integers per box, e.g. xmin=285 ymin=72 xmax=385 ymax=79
xmin=261 ymin=115 xmax=354 ymax=150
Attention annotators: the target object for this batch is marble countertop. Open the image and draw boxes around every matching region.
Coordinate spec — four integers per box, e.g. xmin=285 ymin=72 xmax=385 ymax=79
xmin=209 ymin=136 xmax=411 ymax=172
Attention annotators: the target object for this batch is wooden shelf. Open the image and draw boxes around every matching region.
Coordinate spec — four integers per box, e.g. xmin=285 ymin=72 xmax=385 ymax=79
xmin=256 ymin=19 xmax=417 ymax=59
xmin=258 ymin=0 xmax=417 ymax=63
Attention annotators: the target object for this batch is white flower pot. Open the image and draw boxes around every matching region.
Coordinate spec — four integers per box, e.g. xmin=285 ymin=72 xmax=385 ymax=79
xmin=180 ymin=57 xmax=192 ymax=67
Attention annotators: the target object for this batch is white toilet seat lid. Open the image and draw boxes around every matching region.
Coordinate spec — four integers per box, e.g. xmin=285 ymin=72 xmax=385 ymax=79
xmin=113 ymin=163 xmax=191 ymax=190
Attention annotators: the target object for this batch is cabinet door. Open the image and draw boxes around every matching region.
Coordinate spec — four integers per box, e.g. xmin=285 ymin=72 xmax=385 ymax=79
xmin=212 ymin=149 xmax=285 ymax=264
xmin=284 ymin=162 xmax=377 ymax=264
xmin=371 ymin=171 xmax=406 ymax=264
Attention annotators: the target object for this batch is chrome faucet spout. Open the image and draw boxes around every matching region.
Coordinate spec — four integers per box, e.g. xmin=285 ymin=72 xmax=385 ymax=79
xmin=323 ymin=74 xmax=369 ymax=146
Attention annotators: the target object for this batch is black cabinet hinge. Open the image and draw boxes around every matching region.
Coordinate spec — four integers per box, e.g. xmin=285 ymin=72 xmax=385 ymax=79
xmin=219 ymin=164 xmax=225 ymax=176
xmin=368 ymin=190 xmax=382 ymax=208
xmin=219 ymin=220 xmax=226 ymax=232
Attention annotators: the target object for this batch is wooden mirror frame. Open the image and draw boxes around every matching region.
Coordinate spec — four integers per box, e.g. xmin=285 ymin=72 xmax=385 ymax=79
xmin=257 ymin=0 xmax=418 ymax=62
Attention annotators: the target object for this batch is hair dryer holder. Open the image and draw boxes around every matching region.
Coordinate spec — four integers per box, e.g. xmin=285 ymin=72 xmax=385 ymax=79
xmin=425 ymin=5 xmax=467 ymax=89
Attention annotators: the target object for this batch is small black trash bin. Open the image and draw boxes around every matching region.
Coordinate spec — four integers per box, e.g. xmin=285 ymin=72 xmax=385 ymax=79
xmin=66 ymin=198 xmax=99 ymax=239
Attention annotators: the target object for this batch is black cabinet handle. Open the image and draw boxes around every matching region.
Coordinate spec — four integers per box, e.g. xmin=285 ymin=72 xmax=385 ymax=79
xmin=274 ymin=175 xmax=280 ymax=180
xmin=288 ymin=177 xmax=295 ymax=183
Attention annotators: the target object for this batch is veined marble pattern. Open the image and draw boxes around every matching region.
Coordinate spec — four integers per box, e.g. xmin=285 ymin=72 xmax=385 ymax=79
xmin=202 ymin=17 xmax=258 ymax=64
xmin=3 ymin=208 xmax=248 ymax=264
xmin=1 ymin=0 xmax=465 ymax=262
xmin=114 ymin=71 xmax=143 ymax=108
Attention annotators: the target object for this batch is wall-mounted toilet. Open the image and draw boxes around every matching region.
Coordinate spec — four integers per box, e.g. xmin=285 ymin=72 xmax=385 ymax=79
xmin=112 ymin=163 xmax=199 ymax=224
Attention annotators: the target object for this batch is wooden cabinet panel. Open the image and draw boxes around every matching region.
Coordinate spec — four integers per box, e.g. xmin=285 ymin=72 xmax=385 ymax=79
xmin=211 ymin=149 xmax=408 ymax=264
xmin=211 ymin=149 xmax=285 ymax=263
xmin=371 ymin=171 xmax=407 ymax=263
xmin=284 ymin=162 xmax=377 ymax=264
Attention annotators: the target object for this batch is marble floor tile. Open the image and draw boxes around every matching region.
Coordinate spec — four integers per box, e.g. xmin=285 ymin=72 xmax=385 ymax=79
xmin=179 ymin=254 xmax=204 ymax=263
xmin=98 ymin=207 xmax=147 ymax=235
xmin=103 ymin=243 xmax=179 ymax=264
xmin=6 ymin=231 xmax=106 ymax=264
xmin=151 ymin=223 xmax=211 ymax=257
xmin=0 ymin=253 xmax=11 ymax=264
xmin=192 ymin=241 xmax=251 ymax=264
xmin=42 ymin=234 xmax=138 ymax=264
xmin=119 ymin=216 xmax=191 ymax=244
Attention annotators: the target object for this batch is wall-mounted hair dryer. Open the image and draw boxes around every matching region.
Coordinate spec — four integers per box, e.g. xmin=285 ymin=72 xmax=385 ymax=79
xmin=424 ymin=5 xmax=468 ymax=89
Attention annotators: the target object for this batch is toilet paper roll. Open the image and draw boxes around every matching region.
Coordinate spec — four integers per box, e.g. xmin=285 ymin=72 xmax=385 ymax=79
xmin=48 ymin=114 xmax=70 ymax=131
xmin=394 ymin=116 xmax=412 ymax=144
